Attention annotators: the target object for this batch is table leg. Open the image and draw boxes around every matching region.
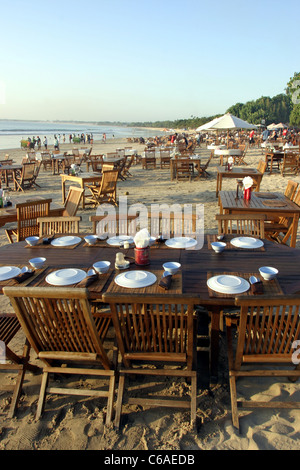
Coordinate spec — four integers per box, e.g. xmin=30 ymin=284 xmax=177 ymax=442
xmin=61 ymin=176 xmax=66 ymax=204
xmin=81 ymin=182 xmax=85 ymax=209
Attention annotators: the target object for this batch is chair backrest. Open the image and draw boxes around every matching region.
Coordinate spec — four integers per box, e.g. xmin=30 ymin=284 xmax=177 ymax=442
xmin=257 ymin=159 xmax=267 ymax=174
xmin=293 ymin=187 xmax=300 ymax=206
xmin=103 ymin=294 xmax=197 ymax=370
xmin=99 ymin=170 xmax=119 ymax=197
xmin=33 ymin=160 xmax=42 ymax=179
xmin=106 ymin=152 xmax=118 ymax=159
xmin=150 ymin=211 xmax=199 ymax=238
xmin=232 ymin=295 xmax=300 ymax=369
xmin=15 ymin=198 xmax=52 ymax=241
xmin=215 ymin=213 xmax=265 ymax=238
xmin=38 ymin=216 xmax=81 ymax=237
xmin=62 ymin=186 xmax=84 ymax=216
xmin=102 ymin=163 xmax=115 ymax=172
xmin=21 ymin=162 xmax=36 ymax=181
xmin=285 ymin=180 xmax=298 ymax=200
xmin=90 ymin=214 xmax=139 ymax=237
xmin=3 ymin=287 xmax=112 ymax=370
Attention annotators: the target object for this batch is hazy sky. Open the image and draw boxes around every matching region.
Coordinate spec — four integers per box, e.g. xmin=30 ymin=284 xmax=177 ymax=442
xmin=1 ymin=0 xmax=299 ymax=122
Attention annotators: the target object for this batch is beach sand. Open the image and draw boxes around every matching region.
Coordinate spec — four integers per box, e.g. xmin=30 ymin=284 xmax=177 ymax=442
xmin=0 ymin=138 xmax=300 ymax=450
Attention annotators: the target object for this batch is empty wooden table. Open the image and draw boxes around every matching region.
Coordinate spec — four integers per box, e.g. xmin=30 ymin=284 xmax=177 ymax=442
xmin=216 ymin=166 xmax=263 ymax=197
xmin=218 ymin=190 xmax=300 ymax=248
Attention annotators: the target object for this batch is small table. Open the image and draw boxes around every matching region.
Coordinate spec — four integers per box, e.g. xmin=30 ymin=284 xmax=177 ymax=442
xmin=216 ymin=166 xmax=262 ymax=197
xmin=218 ymin=190 xmax=300 ymax=248
xmin=170 ymin=157 xmax=202 ymax=181
xmin=61 ymin=173 xmax=103 ymax=209
xmin=0 ymin=165 xmax=22 ymax=191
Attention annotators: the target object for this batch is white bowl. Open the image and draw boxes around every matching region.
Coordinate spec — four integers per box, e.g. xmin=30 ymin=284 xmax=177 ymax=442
xmin=84 ymin=235 xmax=98 ymax=245
xmin=93 ymin=261 xmax=111 ymax=274
xmin=162 ymin=262 xmax=181 ymax=275
xmin=25 ymin=236 xmax=39 ymax=246
xmin=211 ymin=242 xmax=226 ymax=253
xmin=29 ymin=257 xmax=46 ymax=269
xmin=259 ymin=266 xmax=278 ymax=281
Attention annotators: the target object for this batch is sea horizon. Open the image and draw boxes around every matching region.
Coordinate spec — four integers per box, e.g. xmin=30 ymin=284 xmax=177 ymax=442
xmin=0 ymin=119 xmax=167 ymax=150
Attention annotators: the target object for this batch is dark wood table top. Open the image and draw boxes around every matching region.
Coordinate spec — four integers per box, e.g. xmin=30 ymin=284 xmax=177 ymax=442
xmin=217 ymin=166 xmax=261 ymax=176
xmin=0 ymin=233 xmax=299 ymax=305
xmin=219 ymin=191 xmax=300 ymax=214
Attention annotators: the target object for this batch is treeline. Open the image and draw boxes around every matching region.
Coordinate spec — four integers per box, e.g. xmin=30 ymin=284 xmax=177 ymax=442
xmin=128 ymin=72 xmax=300 ymax=130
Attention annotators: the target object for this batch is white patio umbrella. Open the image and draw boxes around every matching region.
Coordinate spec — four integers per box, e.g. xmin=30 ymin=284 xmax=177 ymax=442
xmin=196 ymin=113 xmax=257 ymax=147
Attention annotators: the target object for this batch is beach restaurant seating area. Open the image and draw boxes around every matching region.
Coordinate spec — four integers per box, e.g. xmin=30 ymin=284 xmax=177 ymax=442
xmin=1 ymin=132 xmax=300 ymax=433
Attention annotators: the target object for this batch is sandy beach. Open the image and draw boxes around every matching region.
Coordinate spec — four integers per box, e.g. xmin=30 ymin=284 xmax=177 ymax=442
xmin=0 ymin=136 xmax=300 ymax=451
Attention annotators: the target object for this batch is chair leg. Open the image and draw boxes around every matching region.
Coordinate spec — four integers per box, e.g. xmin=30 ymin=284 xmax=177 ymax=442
xmin=229 ymin=374 xmax=239 ymax=431
xmin=114 ymin=373 xmax=125 ymax=429
xmin=106 ymin=375 xmax=116 ymax=425
xmin=7 ymin=339 xmax=32 ymax=418
xmin=36 ymin=371 xmax=49 ymax=419
xmin=190 ymin=374 xmax=197 ymax=425
xmin=5 ymin=229 xmax=15 ymax=244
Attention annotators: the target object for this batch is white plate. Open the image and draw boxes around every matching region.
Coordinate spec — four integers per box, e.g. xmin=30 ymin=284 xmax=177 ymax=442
xmin=165 ymin=237 xmax=197 ymax=249
xmin=106 ymin=235 xmax=134 ymax=246
xmin=115 ymin=270 xmax=157 ymax=288
xmin=230 ymin=237 xmax=264 ymax=249
xmin=51 ymin=236 xmax=82 ymax=247
xmin=207 ymin=275 xmax=250 ymax=294
xmin=46 ymin=268 xmax=86 ymax=286
xmin=0 ymin=266 xmax=21 ymax=281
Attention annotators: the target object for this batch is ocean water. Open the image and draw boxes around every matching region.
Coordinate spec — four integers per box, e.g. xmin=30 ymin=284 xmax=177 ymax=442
xmin=0 ymin=120 xmax=165 ymax=150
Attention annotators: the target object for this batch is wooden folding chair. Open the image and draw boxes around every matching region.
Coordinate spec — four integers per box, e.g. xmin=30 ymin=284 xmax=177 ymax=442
xmin=14 ymin=162 xmax=41 ymax=191
xmin=280 ymin=151 xmax=299 ymax=176
xmin=0 ymin=313 xmax=40 ymax=418
xmin=57 ymin=186 xmax=84 ymax=216
xmin=234 ymin=142 xmax=249 ymax=165
xmin=86 ymin=170 xmax=118 ymax=207
xmin=38 ymin=216 xmax=81 ymax=237
xmin=175 ymin=158 xmax=193 ymax=181
xmin=5 ymin=198 xmax=52 ymax=243
xmin=216 ymin=214 xmax=266 ymax=238
xmin=103 ymin=293 xmax=198 ymax=429
xmin=3 ymin=287 xmax=116 ymax=422
xmin=264 ymin=181 xmax=299 ymax=243
xmin=144 ymin=156 xmax=156 ymax=169
xmin=226 ymin=295 xmax=300 ymax=432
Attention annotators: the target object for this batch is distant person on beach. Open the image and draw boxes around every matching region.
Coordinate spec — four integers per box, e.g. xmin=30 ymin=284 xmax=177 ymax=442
xmin=262 ymin=129 xmax=269 ymax=141
xmin=249 ymin=129 xmax=255 ymax=145
xmin=43 ymin=136 xmax=47 ymax=149
xmin=69 ymin=134 xmax=72 ymax=143
xmin=54 ymin=135 xmax=59 ymax=151
xmin=102 ymin=133 xmax=106 ymax=143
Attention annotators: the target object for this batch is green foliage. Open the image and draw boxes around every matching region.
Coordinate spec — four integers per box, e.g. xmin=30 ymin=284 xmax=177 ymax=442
xmin=286 ymin=72 xmax=300 ymax=126
xmin=129 ymin=72 xmax=299 ymax=130
xmin=226 ymin=94 xmax=292 ymax=126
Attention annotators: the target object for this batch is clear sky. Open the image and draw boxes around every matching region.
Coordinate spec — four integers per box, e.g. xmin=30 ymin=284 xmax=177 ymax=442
xmin=1 ymin=0 xmax=299 ymax=122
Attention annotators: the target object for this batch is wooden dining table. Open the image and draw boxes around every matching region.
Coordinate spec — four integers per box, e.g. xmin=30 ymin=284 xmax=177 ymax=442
xmin=218 ymin=190 xmax=300 ymax=248
xmin=60 ymin=172 xmax=103 ymax=209
xmin=0 ymin=164 xmax=22 ymax=191
xmin=216 ymin=166 xmax=263 ymax=197
xmin=0 ymin=233 xmax=300 ymax=383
